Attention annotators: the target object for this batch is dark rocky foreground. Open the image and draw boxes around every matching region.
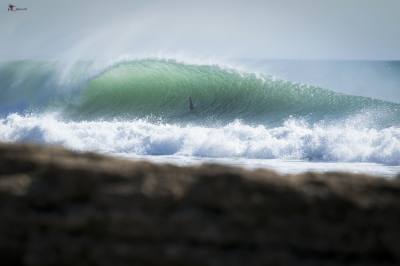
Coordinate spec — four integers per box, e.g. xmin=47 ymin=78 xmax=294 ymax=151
xmin=0 ymin=143 xmax=400 ymax=266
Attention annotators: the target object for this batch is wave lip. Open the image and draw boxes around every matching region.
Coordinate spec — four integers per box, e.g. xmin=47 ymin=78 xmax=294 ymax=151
xmin=1 ymin=113 xmax=400 ymax=165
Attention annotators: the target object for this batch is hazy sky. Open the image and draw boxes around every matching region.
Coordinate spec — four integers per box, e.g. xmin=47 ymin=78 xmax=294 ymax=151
xmin=1 ymin=0 xmax=400 ymax=60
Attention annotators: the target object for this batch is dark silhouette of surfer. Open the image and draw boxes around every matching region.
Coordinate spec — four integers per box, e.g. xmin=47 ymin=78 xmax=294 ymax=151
xmin=188 ymin=96 xmax=194 ymax=111
xmin=8 ymin=4 xmax=15 ymax=11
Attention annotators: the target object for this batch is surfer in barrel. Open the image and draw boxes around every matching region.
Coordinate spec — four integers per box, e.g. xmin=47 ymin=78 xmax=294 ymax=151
xmin=188 ymin=96 xmax=194 ymax=111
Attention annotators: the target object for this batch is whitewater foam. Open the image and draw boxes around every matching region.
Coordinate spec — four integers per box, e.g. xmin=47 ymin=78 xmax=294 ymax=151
xmin=1 ymin=113 xmax=399 ymax=165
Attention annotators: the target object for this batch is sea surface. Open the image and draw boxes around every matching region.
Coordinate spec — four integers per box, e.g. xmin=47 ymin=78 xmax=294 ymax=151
xmin=1 ymin=58 xmax=399 ymax=177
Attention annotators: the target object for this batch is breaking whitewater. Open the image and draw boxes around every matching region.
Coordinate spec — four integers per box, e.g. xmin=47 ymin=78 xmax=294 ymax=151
xmin=1 ymin=58 xmax=400 ymax=176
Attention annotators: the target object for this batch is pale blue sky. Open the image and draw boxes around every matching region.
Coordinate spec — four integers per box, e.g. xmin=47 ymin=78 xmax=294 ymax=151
xmin=1 ymin=0 xmax=400 ymax=60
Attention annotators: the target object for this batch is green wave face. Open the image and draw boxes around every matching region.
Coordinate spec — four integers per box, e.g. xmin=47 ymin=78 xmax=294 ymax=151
xmin=1 ymin=59 xmax=398 ymax=126
xmin=66 ymin=59 xmax=399 ymax=125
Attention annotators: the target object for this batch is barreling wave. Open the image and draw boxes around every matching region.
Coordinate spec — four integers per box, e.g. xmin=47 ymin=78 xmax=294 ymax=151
xmin=1 ymin=58 xmax=400 ymax=166
xmin=66 ymin=59 xmax=400 ymax=125
xmin=1 ymin=59 xmax=399 ymax=126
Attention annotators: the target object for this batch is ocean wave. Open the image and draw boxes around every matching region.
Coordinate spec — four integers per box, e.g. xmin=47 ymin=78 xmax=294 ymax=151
xmin=1 ymin=59 xmax=399 ymax=126
xmin=1 ymin=113 xmax=399 ymax=165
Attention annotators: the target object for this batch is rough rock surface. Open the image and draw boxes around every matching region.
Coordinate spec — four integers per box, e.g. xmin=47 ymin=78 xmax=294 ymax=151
xmin=0 ymin=142 xmax=399 ymax=266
